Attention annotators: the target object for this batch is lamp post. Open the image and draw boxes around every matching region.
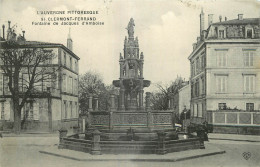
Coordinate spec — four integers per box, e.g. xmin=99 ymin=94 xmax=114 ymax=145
xmin=183 ymin=105 xmax=188 ymax=139
xmin=184 ymin=110 xmax=187 ymax=133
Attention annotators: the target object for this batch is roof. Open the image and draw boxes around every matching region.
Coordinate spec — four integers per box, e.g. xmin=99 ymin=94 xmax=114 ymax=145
xmin=178 ymin=83 xmax=190 ymax=92
xmin=0 ymin=40 xmax=80 ymax=60
xmin=212 ymin=18 xmax=260 ymax=26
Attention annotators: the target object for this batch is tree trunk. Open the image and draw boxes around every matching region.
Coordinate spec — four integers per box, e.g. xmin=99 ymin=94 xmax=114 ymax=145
xmin=13 ymin=70 xmax=21 ymax=134
xmin=13 ymin=97 xmax=21 ymax=134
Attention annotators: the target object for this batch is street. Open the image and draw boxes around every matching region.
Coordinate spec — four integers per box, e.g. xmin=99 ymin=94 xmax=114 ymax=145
xmin=1 ymin=136 xmax=260 ymax=167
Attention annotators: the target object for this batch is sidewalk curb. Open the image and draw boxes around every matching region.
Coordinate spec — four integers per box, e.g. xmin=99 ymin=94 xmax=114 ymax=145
xmin=209 ymin=138 xmax=260 ymax=143
xmin=39 ymin=150 xmax=226 ymax=162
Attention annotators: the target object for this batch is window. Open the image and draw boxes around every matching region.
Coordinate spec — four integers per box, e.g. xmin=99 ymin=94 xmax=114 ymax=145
xmin=1 ymin=102 xmax=4 ymax=120
xmin=75 ymin=61 xmax=77 ymax=72
xmin=194 ymin=104 xmax=198 ymax=117
xmin=21 ymin=102 xmax=35 ymax=120
xmin=75 ymin=102 xmax=78 ymax=118
xmin=244 ymin=75 xmax=255 ymax=93
xmin=196 ymin=58 xmax=200 ymax=74
xmin=216 ymin=51 xmax=227 ymax=67
xmin=22 ymin=73 xmax=29 ymax=92
xmin=63 ymin=52 xmax=66 ymax=66
xmin=70 ymin=101 xmax=73 ymax=118
xmin=201 ymin=77 xmax=205 ymax=95
xmin=246 ymin=28 xmax=253 ymax=38
xmin=43 ymin=75 xmax=51 ymax=92
xmin=191 ymin=62 xmax=195 ymax=76
xmin=62 ymin=74 xmax=67 ymax=92
xmin=1 ymin=102 xmax=10 ymax=120
xmin=246 ymin=103 xmax=254 ymax=111
xmin=34 ymin=75 xmax=42 ymax=92
xmin=63 ymin=101 xmax=67 ymax=119
xmin=55 ymin=74 xmax=59 ymax=89
xmin=244 ymin=51 xmax=254 ymax=67
xmin=74 ymin=79 xmax=77 ymax=95
xmin=218 ymin=30 xmax=225 ymax=38
xmin=195 ymin=80 xmax=200 ymax=96
xmin=0 ymin=73 xmax=3 ymax=95
xmin=191 ymin=105 xmax=194 ymax=117
xmin=3 ymin=75 xmax=10 ymax=95
xmin=198 ymin=103 xmax=202 ymax=117
xmin=216 ymin=75 xmax=227 ymax=93
xmin=202 ymin=103 xmax=205 ymax=117
xmin=201 ymin=55 xmax=206 ymax=70
xmin=68 ymin=77 xmax=72 ymax=93
xmin=218 ymin=103 xmax=227 ymax=110
xmin=246 ymin=29 xmax=253 ymax=38
xmin=70 ymin=57 xmax=72 ymax=69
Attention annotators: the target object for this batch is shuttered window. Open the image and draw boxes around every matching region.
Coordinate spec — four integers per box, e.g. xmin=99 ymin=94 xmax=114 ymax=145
xmin=216 ymin=75 xmax=227 ymax=93
xmin=216 ymin=51 xmax=227 ymax=67
xmin=244 ymin=51 xmax=254 ymax=67
xmin=244 ymin=75 xmax=255 ymax=93
xmin=62 ymin=74 xmax=66 ymax=92
xmin=3 ymin=75 xmax=9 ymax=95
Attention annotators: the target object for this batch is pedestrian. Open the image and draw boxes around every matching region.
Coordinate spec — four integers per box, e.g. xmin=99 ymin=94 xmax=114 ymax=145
xmin=202 ymin=121 xmax=209 ymax=141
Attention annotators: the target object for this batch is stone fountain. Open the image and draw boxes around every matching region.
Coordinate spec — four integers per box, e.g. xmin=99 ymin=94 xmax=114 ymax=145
xmin=59 ymin=18 xmax=205 ymax=154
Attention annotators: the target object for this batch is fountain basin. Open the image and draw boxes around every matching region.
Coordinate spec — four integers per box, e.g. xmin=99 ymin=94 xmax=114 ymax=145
xmin=59 ymin=129 xmax=204 ymax=154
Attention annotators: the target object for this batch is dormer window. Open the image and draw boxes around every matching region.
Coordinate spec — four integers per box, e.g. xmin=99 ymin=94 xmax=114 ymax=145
xmin=245 ymin=25 xmax=254 ymax=39
xmin=246 ymin=28 xmax=253 ymax=38
xmin=219 ymin=30 xmax=225 ymax=39
xmin=218 ymin=26 xmax=226 ymax=39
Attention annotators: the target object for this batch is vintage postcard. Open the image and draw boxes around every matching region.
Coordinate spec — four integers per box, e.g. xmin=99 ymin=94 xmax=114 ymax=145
xmin=0 ymin=0 xmax=260 ymax=167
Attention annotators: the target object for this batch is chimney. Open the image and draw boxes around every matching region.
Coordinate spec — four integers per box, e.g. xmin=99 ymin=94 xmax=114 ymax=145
xmin=238 ymin=14 xmax=243 ymax=20
xmin=67 ymin=28 xmax=73 ymax=51
xmin=200 ymin=9 xmax=205 ymax=36
xmin=22 ymin=31 xmax=25 ymax=38
xmin=208 ymin=14 xmax=213 ymax=27
xmin=2 ymin=25 xmax=5 ymax=39
xmin=219 ymin=15 xmax=222 ymax=22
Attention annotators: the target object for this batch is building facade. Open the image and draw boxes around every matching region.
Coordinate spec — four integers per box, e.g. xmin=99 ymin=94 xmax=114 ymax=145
xmin=189 ymin=11 xmax=260 ymax=124
xmin=0 ymin=22 xmax=80 ymax=132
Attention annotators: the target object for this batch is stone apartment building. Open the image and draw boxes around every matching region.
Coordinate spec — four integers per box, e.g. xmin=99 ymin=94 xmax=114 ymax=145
xmin=189 ymin=11 xmax=260 ymax=124
xmin=0 ymin=22 xmax=80 ymax=131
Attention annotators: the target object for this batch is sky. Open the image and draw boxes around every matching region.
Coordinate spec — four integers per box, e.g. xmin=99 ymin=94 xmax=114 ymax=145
xmin=0 ymin=0 xmax=260 ymax=91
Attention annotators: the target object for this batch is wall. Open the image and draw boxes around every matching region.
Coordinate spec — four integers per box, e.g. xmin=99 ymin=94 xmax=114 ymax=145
xmin=86 ymin=111 xmax=174 ymax=130
xmin=207 ymin=110 xmax=260 ymax=135
xmin=52 ymin=98 xmax=62 ymax=121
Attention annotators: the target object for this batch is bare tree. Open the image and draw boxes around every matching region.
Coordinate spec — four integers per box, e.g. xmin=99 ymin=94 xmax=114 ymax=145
xmin=0 ymin=40 xmax=58 ymax=133
xmin=150 ymin=83 xmax=170 ymax=110
xmin=150 ymin=76 xmax=186 ymax=110
xmin=79 ymin=71 xmax=118 ymax=112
